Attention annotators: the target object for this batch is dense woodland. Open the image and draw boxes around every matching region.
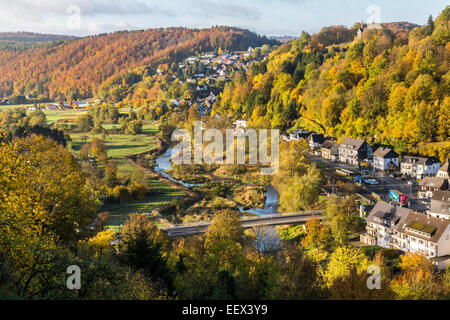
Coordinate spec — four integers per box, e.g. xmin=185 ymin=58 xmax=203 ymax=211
xmin=0 ymin=27 xmax=276 ymax=101
xmin=213 ymin=8 xmax=449 ymax=161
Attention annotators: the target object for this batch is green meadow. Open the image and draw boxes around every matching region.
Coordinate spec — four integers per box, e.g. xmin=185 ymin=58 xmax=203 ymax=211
xmin=69 ymin=132 xmax=158 ymax=173
xmin=2 ymin=104 xmax=181 ymax=229
xmin=103 ymin=180 xmax=185 ymax=233
xmin=66 ymin=120 xmax=183 ymax=229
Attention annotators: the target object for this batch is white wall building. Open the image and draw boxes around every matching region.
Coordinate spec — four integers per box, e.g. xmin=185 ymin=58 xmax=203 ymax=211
xmin=362 ymin=201 xmax=450 ymax=270
xmin=392 ymin=211 xmax=450 ymax=259
xmin=361 ymin=201 xmax=410 ymax=249
xmin=401 ymin=156 xmax=441 ymax=179
xmin=373 ymin=147 xmax=399 ymax=171
xmin=233 ymin=120 xmax=248 ymax=129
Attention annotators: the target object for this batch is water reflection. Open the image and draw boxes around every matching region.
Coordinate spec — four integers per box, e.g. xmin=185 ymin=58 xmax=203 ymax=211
xmin=154 ymin=148 xmax=200 ymax=188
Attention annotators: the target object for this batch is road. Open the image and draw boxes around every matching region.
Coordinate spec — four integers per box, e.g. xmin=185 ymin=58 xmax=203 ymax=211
xmin=164 ymin=211 xmax=325 ymax=237
xmin=309 ymin=154 xmax=428 ymax=212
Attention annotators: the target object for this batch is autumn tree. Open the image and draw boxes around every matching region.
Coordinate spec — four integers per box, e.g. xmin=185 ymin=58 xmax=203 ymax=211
xmin=277 ymin=165 xmax=323 ymax=212
xmin=274 ymin=243 xmax=325 ymax=299
xmin=391 ymin=253 xmax=449 ymax=300
xmin=324 ymin=246 xmax=370 ymax=288
xmin=117 ymin=214 xmax=173 ymax=293
xmin=0 ymin=135 xmax=97 ymax=297
xmin=325 ymin=195 xmax=359 ymax=246
xmin=0 ymin=135 xmax=97 ymax=243
xmin=174 ymin=210 xmax=250 ymax=300
xmin=205 ymin=209 xmax=244 ymax=247
xmin=302 ymin=217 xmax=333 ymax=253
xmin=76 ymin=114 xmax=94 ymax=133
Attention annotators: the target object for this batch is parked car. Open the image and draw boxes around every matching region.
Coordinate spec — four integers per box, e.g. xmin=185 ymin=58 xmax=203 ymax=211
xmin=365 ymin=179 xmax=379 ymax=185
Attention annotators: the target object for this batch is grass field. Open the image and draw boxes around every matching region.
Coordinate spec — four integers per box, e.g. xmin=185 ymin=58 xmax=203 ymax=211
xmin=67 ymin=121 xmax=182 ymax=230
xmin=103 ymin=179 xmax=186 ymax=232
xmin=45 ymin=109 xmax=87 ymax=124
xmin=100 ymin=122 xmax=159 ymax=135
xmin=1 ymin=103 xmax=174 ymax=230
xmin=69 ymin=132 xmax=158 ymax=172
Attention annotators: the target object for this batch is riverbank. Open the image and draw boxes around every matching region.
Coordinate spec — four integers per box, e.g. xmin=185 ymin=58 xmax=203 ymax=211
xmin=153 ymin=147 xmax=279 ymax=217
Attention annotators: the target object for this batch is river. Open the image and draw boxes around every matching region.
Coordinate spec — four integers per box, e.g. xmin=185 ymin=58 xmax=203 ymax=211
xmin=154 ymin=148 xmax=281 ymax=251
xmin=154 ymin=148 xmax=280 ymax=215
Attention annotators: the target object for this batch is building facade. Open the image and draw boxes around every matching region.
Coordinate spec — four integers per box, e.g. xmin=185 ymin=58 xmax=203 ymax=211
xmin=361 ymin=201 xmax=450 ymax=270
xmin=429 ymin=190 xmax=450 ymax=220
xmin=338 ymin=138 xmax=372 ymax=166
xmin=289 ymin=129 xmax=311 ymax=141
xmin=373 ymin=147 xmax=399 ymax=171
xmin=360 ymin=201 xmax=410 ymax=248
xmin=401 ymin=156 xmax=441 ymax=179
xmin=418 ymin=177 xmax=448 ymax=199
xmin=391 ymin=211 xmax=450 ymax=260
xmin=321 ymin=140 xmax=339 ymax=161
xmin=307 ymin=133 xmax=325 ymax=149
xmin=437 ymin=160 xmax=449 ymax=180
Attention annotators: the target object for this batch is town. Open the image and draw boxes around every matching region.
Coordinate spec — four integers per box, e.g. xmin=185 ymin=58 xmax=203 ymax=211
xmin=277 ymin=124 xmax=450 ymax=270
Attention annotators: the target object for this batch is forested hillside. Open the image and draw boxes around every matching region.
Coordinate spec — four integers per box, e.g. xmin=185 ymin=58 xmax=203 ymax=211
xmin=0 ymin=32 xmax=75 ymax=55
xmin=0 ymin=31 xmax=74 ymax=44
xmin=0 ymin=27 xmax=275 ymax=101
xmin=213 ymin=7 xmax=449 ymax=160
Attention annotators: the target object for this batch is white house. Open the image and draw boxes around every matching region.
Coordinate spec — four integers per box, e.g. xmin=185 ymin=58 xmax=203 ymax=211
xmin=392 ymin=211 xmax=450 ymax=265
xmin=171 ymin=99 xmax=182 ymax=107
xmin=401 ymin=156 xmax=441 ymax=179
xmin=196 ymin=85 xmax=208 ymax=91
xmin=75 ymin=102 xmax=89 ymax=109
xmin=360 ymin=201 xmax=410 ymax=249
xmin=186 ymin=57 xmax=200 ymax=63
xmin=289 ymin=129 xmax=310 ymax=141
xmin=307 ymin=133 xmax=325 ymax=149
xmin=373 ymin=147 xmax=399 ymax=171
xmin=437 ymin=160 xmax=449 ymax=180
xmin=362 ymin=201 xmax=450 ymax=270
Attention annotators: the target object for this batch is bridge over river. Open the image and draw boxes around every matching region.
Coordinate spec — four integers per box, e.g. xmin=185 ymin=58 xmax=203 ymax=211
xmin=163 ymin=210 xmax=325 ymax=237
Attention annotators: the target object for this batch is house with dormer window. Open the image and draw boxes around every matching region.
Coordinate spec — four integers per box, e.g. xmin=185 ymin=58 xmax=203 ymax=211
xmin=338 ymin=138 xmax=372 ymax=166
xmin=392 ymin=211 xmax=450 ymax=263
xmin=401 ymin=156 xmax=441 ymax=179
xmin=373 ymin=147 xmax=399 ymax=171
